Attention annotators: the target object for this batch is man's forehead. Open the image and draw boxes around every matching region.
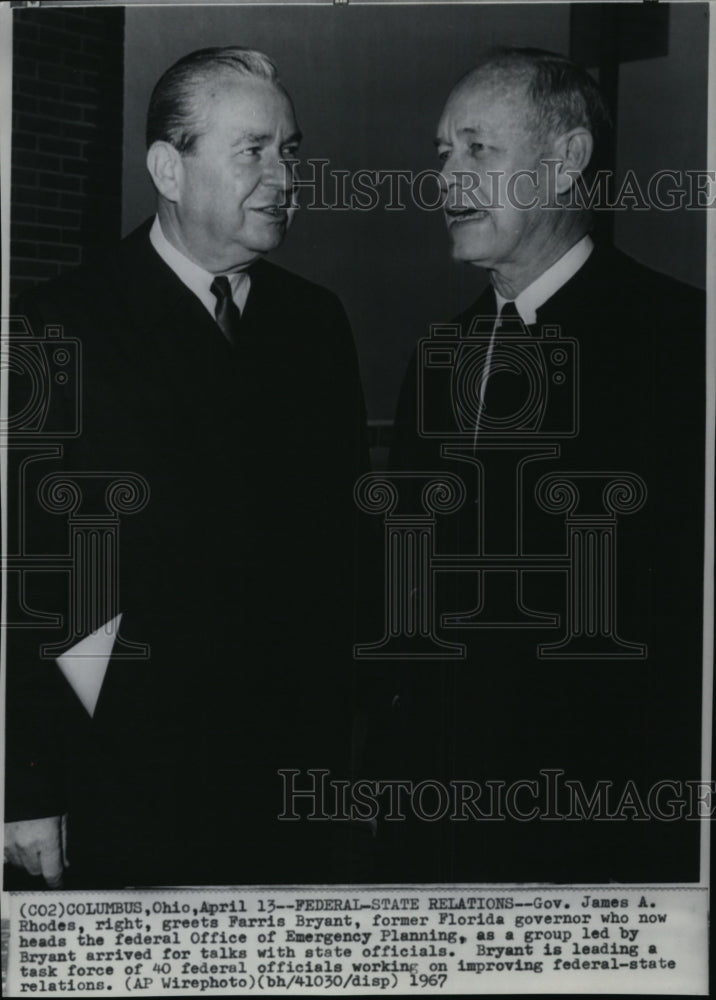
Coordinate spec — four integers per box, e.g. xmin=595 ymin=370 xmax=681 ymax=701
xmin=439 ymin=72 xmax=533 ymax=135
xmin=196 ymin=72 xmax=293 ymax=121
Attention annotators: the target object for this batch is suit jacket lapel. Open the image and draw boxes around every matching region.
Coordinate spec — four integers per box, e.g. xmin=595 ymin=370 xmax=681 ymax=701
xmin=112 ymin=221 xmax=237 ymax=406
xmin=464 ymin=283 xmax=497 ymax=324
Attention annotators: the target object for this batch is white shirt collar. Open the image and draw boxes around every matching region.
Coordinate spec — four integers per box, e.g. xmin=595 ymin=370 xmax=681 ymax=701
xmin=494 ymin=234 xmax=594 ymax=324
xmin=149 ymin=216 xmax=251 ymax=317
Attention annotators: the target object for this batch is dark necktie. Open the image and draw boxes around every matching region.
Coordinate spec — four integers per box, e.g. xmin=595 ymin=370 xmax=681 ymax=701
xmin=210 ymin=275 xmax=242 ymax=346
xmin=495 ymin=299 xmax=520 ymax=330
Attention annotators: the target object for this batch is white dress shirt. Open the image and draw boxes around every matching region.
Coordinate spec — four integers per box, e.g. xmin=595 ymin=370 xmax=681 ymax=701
xmin=474 ymin=234 xmax=594 ymax=446
xmin=494 ymin=234 xmax=594 ymax=324
xmin=149 ymin=215 xmax=251 ymax=316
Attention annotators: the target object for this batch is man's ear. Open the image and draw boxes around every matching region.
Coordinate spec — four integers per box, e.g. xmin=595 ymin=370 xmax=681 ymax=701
xmin=552 ymin=128 xmax=594 ymax=196
xmin=146 ymin=141 xmax=183 ymax=202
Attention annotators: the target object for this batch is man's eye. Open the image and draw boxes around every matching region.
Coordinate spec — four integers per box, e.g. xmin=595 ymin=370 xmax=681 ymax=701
xmin=437 ymin=149 xmax=450 ymax=163
xmin=281 ymin=146 xmax=300 ymax=158
xmin=470 ymin=143 xmax=484 ymax=155
xmin=240 ymin=147 xmax=261 ymax=157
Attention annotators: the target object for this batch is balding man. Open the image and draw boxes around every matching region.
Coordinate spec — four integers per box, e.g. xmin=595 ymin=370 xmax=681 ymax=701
xmin=6 ymin=47 xmax=367 ymax=887
xmin=386 ymin=48 xmax=705 ymax=882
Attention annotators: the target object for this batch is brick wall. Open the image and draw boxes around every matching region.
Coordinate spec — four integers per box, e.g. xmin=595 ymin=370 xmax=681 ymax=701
xmin=11 ymin=7 xmax=125 ymax=296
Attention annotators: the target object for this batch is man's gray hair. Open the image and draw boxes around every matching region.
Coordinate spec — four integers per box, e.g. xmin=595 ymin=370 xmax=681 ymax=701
xmin=146 ymin=46 xmax=280 ymax=154
xmin=459 ymin=47 xmax=612 ymax=175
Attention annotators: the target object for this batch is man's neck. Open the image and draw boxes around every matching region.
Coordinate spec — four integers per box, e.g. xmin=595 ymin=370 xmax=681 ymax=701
xmin=156 ymin=205 xmax=256 ymax=274
xmin=493 ymin=234 xmax=593 ymax=325
xmin=489 ymin=220 xmax=591 ymax=299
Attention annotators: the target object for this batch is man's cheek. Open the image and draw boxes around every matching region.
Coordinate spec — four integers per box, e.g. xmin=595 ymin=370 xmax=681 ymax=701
xmin=241 ymin=172 xmax=266 ymax=203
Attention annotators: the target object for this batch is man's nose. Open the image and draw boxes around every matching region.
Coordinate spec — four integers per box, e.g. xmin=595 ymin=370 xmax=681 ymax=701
xmin=439 ymin=153 xmax=470 ymax=201
xmin=437 ymin=166 xmax=450 ymax=196
xmin=439 ymin=146 xmax=466 ymax=183
xmin=263 ymin=152 xmax=296 ymax=192
xmin=442 ymin=165 xmax=483 ymax=210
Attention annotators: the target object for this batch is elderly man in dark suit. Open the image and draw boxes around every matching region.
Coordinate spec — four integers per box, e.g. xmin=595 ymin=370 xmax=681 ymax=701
xmin=383 ymin=48 xmax=705 ymax=883
xmin=5 ymin=47 xmax=367 ymax=887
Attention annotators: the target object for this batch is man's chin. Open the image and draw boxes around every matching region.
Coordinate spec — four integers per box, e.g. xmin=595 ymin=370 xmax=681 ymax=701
xmin=447 ymin=222 xmax=490 ymax=256
xmin=239 ymin=235 xmax=287 ymax=258
xmin=449 ymin=240 xmax=491 ymax=266
xmin=245 ymin=224 xmax=291 ymax=254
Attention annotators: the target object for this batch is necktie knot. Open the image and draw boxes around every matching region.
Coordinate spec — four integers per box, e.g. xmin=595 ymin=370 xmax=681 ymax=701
xmin=211 ymin=274 xmax=232 ymax=301
xmin=211 ymin=275 xmax=242 ymax=346
xmin=497 ymin=299 xmax=520 ymax=328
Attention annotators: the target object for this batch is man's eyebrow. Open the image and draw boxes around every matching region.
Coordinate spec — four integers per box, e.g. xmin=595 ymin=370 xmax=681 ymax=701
xmin=232 ymin=132 xmax=272 ymax=145
xmin=457 ymin=126 xmax=487 ymax=142
xmin=231 ymin=130 xmax=303 ymax=146
xmin=434 ymin=126 xmax=486 ymax=146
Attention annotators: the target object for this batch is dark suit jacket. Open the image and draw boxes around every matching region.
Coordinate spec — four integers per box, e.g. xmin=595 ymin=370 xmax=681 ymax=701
xmin=6 ymin=219 xmax=369 ymax=885
xmin=380 ymin=242 xmax=705 ymax=882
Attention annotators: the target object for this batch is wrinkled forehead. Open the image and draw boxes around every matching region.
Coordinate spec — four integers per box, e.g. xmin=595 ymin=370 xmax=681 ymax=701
xmin=439 ymin=70 xmax=537 ymax=140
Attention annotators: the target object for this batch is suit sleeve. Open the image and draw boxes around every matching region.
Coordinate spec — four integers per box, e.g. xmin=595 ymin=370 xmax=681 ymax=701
xmin=390 ymin=348 xmax=421 ymax=471
xmin=390 ymin=346 xmax=445 ymax=473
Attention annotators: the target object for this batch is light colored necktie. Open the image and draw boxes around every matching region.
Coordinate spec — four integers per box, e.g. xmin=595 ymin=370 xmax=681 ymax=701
xmin=473 ymin=300 xmax=520 ymax=445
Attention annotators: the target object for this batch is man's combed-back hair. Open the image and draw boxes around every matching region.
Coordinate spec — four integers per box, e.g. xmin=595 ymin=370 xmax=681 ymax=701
xmin=461 ymin=47 xmax=612 ymax=174
xmin=146 ymin=46 xmax=279 ymax=154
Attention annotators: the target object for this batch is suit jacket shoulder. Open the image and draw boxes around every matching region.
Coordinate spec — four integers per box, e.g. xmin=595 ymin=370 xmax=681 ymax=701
xmin=245 ymin=257 xmax=355 ymax=351
xmin=250 ymin=256 xmax=343 ymax=305
xmin=390 ymin=240 xmax=705 ymax=471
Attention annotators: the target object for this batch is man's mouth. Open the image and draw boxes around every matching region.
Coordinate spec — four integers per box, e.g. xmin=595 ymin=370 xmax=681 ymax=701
xmin=252 ymin=205 xmax=289 ymax=220
xmin=445 ymin=206 xmax=489 ymax=225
